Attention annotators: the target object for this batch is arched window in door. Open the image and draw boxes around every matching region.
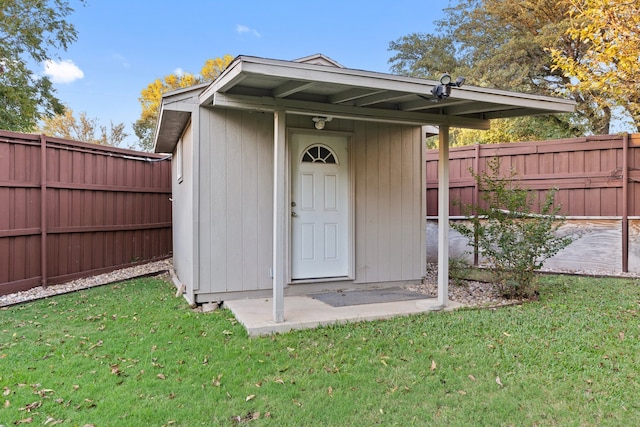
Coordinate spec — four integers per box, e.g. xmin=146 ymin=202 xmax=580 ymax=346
xmin=301 ymin=144 xmax=337 ymax=164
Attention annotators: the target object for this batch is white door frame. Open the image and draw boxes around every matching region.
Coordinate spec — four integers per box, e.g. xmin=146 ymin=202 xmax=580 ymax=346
xmin=287 ymin=129 xmax=354 ymax=283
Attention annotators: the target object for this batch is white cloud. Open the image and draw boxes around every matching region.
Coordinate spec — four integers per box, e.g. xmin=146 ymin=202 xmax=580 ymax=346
xmin=43 ymin=59 xmax=84 ymax=84
xmin=236 ymin=24 xmax=261 ymax=37
xmin=174 ymin=67 xmax=184 ymax=77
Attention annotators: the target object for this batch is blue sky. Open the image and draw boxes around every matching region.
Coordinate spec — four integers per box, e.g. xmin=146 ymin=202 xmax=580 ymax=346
xmin=44 ymin=1 xmax=635 ymax=148
xmin=42 ymin=0 xmax=451 ymax=148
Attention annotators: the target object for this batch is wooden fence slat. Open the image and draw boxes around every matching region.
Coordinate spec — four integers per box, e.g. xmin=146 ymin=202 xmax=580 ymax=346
xmin=426 ymin=133 xmax=639 ymax=218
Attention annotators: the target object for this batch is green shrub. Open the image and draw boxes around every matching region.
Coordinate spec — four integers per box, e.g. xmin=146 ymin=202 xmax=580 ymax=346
xmin=449 ymin=257 xmax=472 ymax=287
xmin=452 ymin=157 xmax=573 ymax=298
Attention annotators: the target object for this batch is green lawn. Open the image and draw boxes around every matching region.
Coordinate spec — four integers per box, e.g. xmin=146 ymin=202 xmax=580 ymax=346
xmin=1 ymin=274 xmax=639 ymax=426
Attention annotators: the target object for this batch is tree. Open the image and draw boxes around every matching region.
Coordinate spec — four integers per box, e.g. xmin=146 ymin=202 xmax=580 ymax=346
xmin=550 ymin=0 xmax=640 ymax=131
xmin=134 ymin=54 xmax=234 ymax=151
xmin=40 ymin=108 xmax=128 ymax=147
xmin=388 ymin=0 xmax=606 ymax=145
xmin=0 ymin=0 xmax=83 ymax=132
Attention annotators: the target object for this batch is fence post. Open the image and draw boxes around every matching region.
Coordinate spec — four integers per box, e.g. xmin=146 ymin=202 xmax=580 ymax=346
xmin=473 ymin=144 xmax=480 ymax=266
xmin=40 ymin=134 xmax=48 ymax=287
xmin=622 ymin=133 xmax=629 ymax=273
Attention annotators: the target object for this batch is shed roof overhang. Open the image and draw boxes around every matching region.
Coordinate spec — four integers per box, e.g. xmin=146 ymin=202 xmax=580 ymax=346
xmin=154 ymin=55 xmax=576 ymax=152
xmin=199 ymin=55 xmax=575 ymax=128
xmin=154 ymin=83 xmax=209 ymax=153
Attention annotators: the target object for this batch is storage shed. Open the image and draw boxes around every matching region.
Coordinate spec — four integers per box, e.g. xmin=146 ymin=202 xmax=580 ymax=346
xmin=154 ymin=54 xmax=574 ymax=322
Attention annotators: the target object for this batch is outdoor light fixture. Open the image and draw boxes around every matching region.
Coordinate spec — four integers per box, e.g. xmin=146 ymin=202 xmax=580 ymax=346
xmin=431 ymin=73 xmax=466 ymax=100
xmin=312 ymin=116 xmax=332 ymax=130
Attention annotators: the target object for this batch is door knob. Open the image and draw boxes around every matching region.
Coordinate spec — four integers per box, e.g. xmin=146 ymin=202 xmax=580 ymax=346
xmin=291 ymin=211 xmax=298 ymax=217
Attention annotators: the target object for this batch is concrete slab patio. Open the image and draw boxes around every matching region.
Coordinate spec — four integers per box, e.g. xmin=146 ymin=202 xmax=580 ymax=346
xmin=224 ymin=295 xmax=463 ymax=337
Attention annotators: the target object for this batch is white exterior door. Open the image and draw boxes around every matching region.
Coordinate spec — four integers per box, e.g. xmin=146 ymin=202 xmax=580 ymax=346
xmin=290 ymin=134 xmax=349 ymax=279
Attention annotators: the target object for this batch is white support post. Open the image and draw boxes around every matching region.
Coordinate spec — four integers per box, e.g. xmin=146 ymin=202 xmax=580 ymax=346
xmin=437 ymin=126 xmax=450 ymax=308
xmin=272 ymin=110 xmax=286 ymax=323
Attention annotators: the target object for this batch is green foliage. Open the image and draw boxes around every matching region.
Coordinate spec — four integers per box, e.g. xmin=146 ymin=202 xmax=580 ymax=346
xmin=449 ymin=257 xmax=472 ymax=287
xmin=2 ymin=275 xmax=640 ymax=425
xmin=0 ymin=0 xmax=83 ymax=131
xmin=426 ymin=115 xmax=584 ymax=149
xmin=452 ymin=158 xmax=573 ymax=297
xmin=388 ymin=0 xmax=607 ymax=138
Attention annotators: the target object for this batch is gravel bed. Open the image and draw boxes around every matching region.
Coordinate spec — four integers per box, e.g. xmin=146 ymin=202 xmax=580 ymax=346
xmin=0 ymin=259 xmax=172 ymax=308
xmin=408 ymin=263 xmax=640 ymax=308
xmin=2 ymin=259 xmax=637 ymax=310
xmin=407 ymin=264 xmax=518 ymax=307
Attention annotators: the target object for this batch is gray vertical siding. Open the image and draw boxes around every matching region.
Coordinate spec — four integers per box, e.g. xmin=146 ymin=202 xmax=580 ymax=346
xmin=192 ymin=112 xmax=424 ymax=299
xmin=172 ymin=123 xmax=194 ymax=298
xmin=198 ymin=109 xmax=274 ymax=294
xmin=353 ymin=122 xmax=424 ymax=283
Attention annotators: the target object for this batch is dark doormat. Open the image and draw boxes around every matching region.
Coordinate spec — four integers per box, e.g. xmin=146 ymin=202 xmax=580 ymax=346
xmin=309 ymin=287 xmax=432 ymax=307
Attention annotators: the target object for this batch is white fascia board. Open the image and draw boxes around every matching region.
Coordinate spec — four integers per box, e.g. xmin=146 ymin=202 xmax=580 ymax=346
xmin=199 ymin=58 xmax=246 ymax=105
xmin=451 ymin=86 xmax=576 ymax=113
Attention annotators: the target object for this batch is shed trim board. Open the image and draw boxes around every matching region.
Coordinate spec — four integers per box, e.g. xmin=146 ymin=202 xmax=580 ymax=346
xmin=154 ymin=54 xmax=575 ymax=323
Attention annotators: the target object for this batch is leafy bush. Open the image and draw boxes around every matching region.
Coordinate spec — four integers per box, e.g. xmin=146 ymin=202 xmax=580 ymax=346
xmin=449 ymin=257 xmax=472 ymax=287
xmin=452 ymin=157 xmax=573 ymax=298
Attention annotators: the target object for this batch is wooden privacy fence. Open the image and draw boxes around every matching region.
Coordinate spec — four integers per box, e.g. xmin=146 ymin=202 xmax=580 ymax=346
xmin=425 ymin=133 xmax=640 ymax=273
xmin=0 ymin=130 xmax=173 ymax=296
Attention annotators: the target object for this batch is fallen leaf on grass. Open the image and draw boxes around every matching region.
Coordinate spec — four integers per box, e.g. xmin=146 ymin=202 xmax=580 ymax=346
xmin=503 ymin=332 xmax=511 ymax=337
xmin=468 ymin=374 xmax=476 ymax=381
xmin=619 ymin=331 xmax=625 ymax=341
xmin=230 ymin=412 xmax=260 ymax=424
xmin=212 ymin=374 xmax=223 ymax=387
xmin=15 ymin=417 xmax=33 ymax=424
xmin=496 ymin=376 xmax=503 ymax=387
xmin=327 ymin=386 xmax=333 ymax=397
xmin=20 ymin=401 xmax=41 ymax=412
xmin=3 ymin=387 xmax=10 ymax=396
xmin=88 ymin=340 xmax=103 ymax=350
xmin=245 ymin=394 xmax=255 ymax=402
xmin=157 ymin=373 xmax=166 ymax=380
xmin=4 ymin=400 xmax=10 ymax=408
xmin=110 ymin=365 xmax=122 ymax=376
xmin=35 ymin=388 xmax=54 ymax=397
xmin=430 ymin=360 xmax=437 ymax=371
xmin=458 ymin=390 xmax=467 ymax=395
xmin=43 ymin=417 xmax=64 ymax=425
